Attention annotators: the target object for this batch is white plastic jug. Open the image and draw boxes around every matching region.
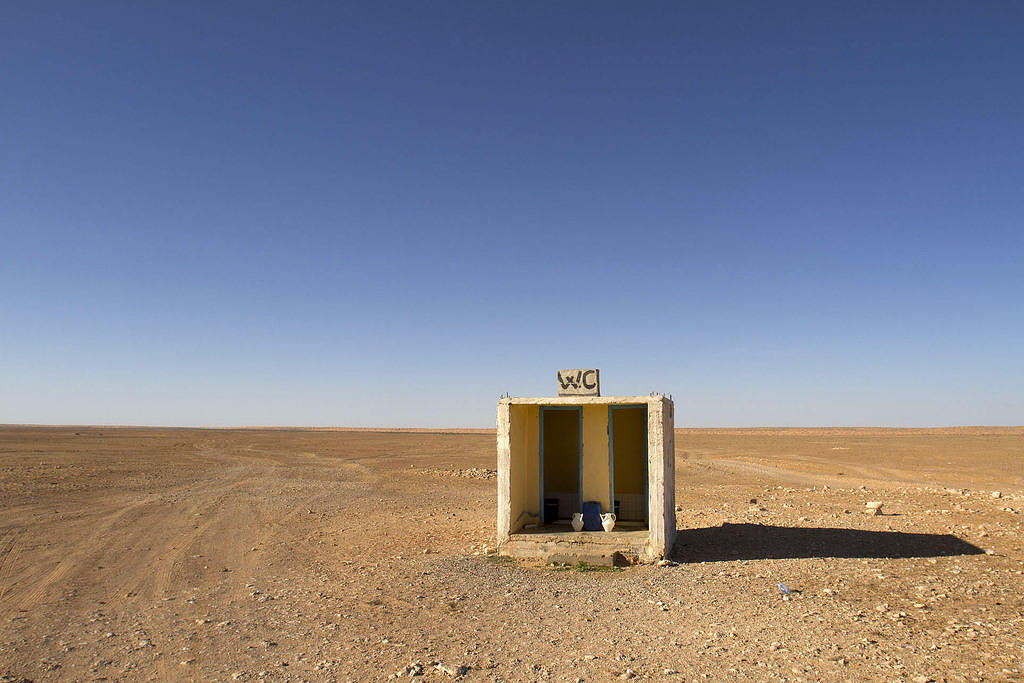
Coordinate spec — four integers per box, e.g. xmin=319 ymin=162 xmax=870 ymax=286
xmin=600 ymin=512 xmax=616 ymax=532
xmin=571 ymin=512 xmax=584 ymax=532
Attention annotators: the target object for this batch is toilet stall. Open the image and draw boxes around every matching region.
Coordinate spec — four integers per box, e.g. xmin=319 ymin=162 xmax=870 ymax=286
xmin=496 ymin=372 xmax=675 ymax=564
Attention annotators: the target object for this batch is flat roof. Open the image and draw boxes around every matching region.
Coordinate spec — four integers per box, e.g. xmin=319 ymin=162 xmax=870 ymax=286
xmin=500 ymin=395 xmax=666 ymax=406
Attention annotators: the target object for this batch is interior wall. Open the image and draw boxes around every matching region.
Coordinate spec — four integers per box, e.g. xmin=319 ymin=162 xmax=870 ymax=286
xmin=542 ymin=409 xmax=578 ymax=493
xmin=612 ymin=405 xmax=647 ymax=521
xmin=580 ymin=404 xmax=610 ymax=512
xmin=508 ymin=404 xmax=540 ymax=532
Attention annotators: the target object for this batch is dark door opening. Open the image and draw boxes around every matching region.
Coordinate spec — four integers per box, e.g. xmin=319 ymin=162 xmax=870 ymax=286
xmin=610 ymin=405 xmax=648 ymax=527
xmin=540 ymin=407 xmax=581 ymax=524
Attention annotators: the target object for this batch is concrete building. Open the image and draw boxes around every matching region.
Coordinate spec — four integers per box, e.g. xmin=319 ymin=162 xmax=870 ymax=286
xmin=496 ymin=371 xmax=675 ymax=564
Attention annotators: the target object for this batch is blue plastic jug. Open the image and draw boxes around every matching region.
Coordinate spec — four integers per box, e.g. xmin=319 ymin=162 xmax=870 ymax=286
xmin=582 ymin=501 xmax=602 ymax=531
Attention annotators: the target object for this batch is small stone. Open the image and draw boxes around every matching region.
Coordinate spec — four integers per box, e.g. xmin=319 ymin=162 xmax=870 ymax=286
xmin=435 ymin=662 xmax=469 ymax=677
xmin=992 ymin=491 xmax=1002 ymax=498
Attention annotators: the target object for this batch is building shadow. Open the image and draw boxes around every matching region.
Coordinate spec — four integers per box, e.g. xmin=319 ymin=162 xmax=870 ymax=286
xmin=671 ymin=523 xmax=984 ymax=563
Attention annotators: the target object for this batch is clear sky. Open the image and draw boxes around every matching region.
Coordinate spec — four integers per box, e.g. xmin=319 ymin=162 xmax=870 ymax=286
xmin=2 ymin=2 xmax=1022 ymax=427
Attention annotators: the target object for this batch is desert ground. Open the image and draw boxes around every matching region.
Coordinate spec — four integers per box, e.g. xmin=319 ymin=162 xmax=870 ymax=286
xmin=0 ymin=426 xmax=1022 ymax=682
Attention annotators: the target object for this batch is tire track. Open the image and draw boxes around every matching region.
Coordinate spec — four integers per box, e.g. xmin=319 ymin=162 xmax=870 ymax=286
xmin=3 ymin=495 xmax=159 ymax=615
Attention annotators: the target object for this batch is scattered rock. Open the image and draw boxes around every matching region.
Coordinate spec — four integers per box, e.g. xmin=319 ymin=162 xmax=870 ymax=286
xmin=435 ymin=662 xmax=469 ymax=677
xmin=397 ymin=663 xmax=424 ymax=677
xmin=424 ymin=467 xmax=496 ymax=480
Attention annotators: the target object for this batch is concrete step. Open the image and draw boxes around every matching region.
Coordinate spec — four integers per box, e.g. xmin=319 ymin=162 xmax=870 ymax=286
xmin=500 ymin=532 xmax=651 ymax=565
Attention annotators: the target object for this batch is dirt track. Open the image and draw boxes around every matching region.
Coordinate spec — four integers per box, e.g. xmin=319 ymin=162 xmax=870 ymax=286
xmin=0 ymin=427 xmax=1022 ymax=682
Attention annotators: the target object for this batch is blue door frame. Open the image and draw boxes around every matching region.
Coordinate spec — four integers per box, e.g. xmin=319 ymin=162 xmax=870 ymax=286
xmin=539 ymin=406 xmax=583 ymax=521
xmin=608 ymin=404 xmax=648 ymax=524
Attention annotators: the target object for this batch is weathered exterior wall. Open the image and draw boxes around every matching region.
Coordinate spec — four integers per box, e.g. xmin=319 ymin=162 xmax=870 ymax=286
xmin=661 ymin=397 xmax=676 ymax=558
xmin=646 ymin=399 xmax=666 ymax=561
xmin=496 ymin=401 xmax=511 ymax=544
xmin=580 ymin=404 xmax=610 ymax=511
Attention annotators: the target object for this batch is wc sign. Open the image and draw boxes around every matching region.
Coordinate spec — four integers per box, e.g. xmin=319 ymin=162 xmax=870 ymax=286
xmin=557 ymin=369 xmax=600 ymax=397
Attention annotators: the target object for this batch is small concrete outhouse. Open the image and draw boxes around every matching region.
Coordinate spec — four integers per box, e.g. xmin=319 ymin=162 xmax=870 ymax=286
xmin=496 ymin=370 xmax=675 ymax=564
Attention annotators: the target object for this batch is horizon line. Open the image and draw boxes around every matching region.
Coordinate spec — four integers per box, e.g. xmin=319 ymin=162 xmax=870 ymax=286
xmin=2 ymin=423 xmax=1023 ymax=434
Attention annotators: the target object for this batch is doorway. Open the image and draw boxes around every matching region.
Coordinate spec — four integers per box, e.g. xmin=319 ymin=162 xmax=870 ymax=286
xmin=540 ymin=407 xmax=581 ymax=524
xmin=610 ymin=405 xmax=648 ymax=526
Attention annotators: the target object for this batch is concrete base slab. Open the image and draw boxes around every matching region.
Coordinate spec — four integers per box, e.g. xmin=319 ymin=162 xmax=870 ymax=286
xmin=500 ymin=529 xmax=652 ymax=564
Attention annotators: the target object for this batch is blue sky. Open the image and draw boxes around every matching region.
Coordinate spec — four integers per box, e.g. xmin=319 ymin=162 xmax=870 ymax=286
xmin=2 ymin=2 xmax=1022 ymax=427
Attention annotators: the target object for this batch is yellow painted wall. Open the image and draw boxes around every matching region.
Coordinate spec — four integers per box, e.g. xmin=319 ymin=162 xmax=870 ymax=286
xmin=509 ymin=404 xmax=539 ymax=531
xmin=542 ymin=409 xmax=579 ymax=493
xmin=581 ymin=404 xmax=610 ymax=511
xmin=612 ymin=406 xmax=647 ymax=494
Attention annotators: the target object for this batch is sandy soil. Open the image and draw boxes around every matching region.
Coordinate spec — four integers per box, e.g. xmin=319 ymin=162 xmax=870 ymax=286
xmin=0 ymin=426 xmax=1022 ymax=682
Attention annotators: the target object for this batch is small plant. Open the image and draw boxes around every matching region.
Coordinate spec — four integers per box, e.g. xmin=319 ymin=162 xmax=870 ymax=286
xmin=544 ymin=561 xmax=621 ymax=572
xmin=572 ymin=561 xmax=621 ymax=573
